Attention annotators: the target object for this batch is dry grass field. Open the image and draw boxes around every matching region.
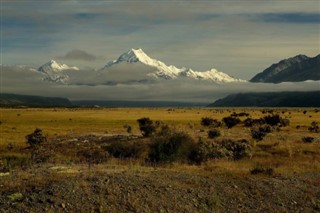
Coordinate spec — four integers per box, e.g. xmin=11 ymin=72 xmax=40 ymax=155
xmin=0 ymin=107 xmax=319 ymax=212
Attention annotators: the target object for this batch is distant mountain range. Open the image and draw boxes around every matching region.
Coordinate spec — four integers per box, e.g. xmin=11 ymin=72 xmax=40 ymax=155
xmin=2 ymin=92 xmax=319 ymax=108
xmin=2 ymin=50 xmax=319 ymax=85
xmin=0 ymin=93 xmax=207 ymax=107
xmin=0 ymin=93 xmax=72 ymax=107
xmin=209 ymin=91 xmax=320 ymax=107
xmin=250 ymin=54 xmax=320 ymax=83
xmin=1 ymin=50 xmax=319 ymax=106
xmin=2 ymin=49 xmax=245 ymax=85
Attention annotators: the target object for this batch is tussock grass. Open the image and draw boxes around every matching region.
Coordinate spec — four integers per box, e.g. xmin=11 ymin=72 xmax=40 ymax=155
xmin=0 ymin=107 xmax=319 ymax=175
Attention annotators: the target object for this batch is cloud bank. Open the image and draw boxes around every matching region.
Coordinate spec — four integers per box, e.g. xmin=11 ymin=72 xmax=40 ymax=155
xmin=1 ymin=65 xmax=319 ymax=103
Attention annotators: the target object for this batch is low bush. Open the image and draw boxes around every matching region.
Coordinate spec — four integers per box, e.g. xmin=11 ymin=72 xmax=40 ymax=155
xmin=0 ymin=154 xmax=31 ymax=172
xmin=77 ymin=147 xmax=110 ymax=164
xmin=302 ymin=136 xmax=314 ymax=143
xmin=137 ymin=117 xmax=157 ymax=137
xmin=105 ymin=141 xmax=149 ymax=159
xmin=148 ymin=130 xmax=196 ymax=163
xmin=201 ymin=117 xmax=222 ymax=128
xmin=250 ymin=164 xmax=274 ymax=175
xmin=189 ymin=139 xmax=232 ymax=164
xmin=251 ymin=125 xmax=272 ymax=141
xmin=243 ymin=118 xmax=265 ymax=127
xmin=231 ymin=112 xmax=249 ymax=117
xmin=308 ymin=121 xmax=319 ymax=133
xmin=123 ymin=124 xmax=132 ymax=133
xmin=219 ymin=139 xmax=252 ymax=160
xmin=208 ymin=129 xmax=221 ymax=139
xmin=280 ymin=118 xmax=290 ymax=127
xmin=201 ymin=117 xmax=214 ymax=126
xmin=26 ymin=128 xmax=47 ymax=147
xmin=222 ymin=116 xmax=241 ymax=129
xmin=263 ymin=114 xmax=282 ymax=126
xmin=30 ymin=146 xmax=53 ymax=164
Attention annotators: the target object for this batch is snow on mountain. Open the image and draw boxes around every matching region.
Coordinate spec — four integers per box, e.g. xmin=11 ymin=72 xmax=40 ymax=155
xmin=38 ymin=60 xmax=79 ymax=72
xmin=38 ymin=60 xmax=79 ymax=84
xmin=104 ymin=48 xmax=181 ymax=79
xmin=180 ymin=68 xmax=246 ymax=83
xmin=103 ymin=48 xmax=245 ymax=83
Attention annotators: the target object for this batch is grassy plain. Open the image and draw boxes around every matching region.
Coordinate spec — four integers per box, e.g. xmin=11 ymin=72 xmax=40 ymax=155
xmin=0 ymin=107 xmax=319 ymax=212
xmin=0 ymin=107 xmax=319 ymax=173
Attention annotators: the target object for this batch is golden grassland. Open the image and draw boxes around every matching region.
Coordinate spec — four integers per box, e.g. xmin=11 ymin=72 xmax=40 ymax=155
xmin=0 ymin=107 xmax=319 ymax=175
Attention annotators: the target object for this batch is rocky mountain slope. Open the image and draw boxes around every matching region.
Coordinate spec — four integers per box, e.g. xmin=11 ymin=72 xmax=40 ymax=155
xmin=37 ymin=60 xmax=79 ymax=84
xmin=250 ymin=54 xmax=320 ymax=83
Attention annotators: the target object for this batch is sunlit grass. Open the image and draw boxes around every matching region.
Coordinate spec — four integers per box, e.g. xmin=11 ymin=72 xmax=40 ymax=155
xmin=0 ymin=107 xmax=319 ymax=175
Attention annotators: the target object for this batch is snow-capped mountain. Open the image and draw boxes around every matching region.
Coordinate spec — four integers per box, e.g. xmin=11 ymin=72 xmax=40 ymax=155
xmin=103 ymin=48 xmax=245 ymax=83
xmin=38 ymin=60 xmax=79 ymax=84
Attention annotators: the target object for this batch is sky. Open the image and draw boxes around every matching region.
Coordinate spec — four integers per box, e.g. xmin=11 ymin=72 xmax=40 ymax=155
xmin=2 ymin=0 xmax=320 ymax=80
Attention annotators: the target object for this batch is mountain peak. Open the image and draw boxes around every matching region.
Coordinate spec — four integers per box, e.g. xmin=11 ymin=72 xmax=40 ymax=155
xmin=102 ymin=49 xmax=245 ymax=83
xmin=39 ymin=60 xmax=79 ymax=72
xmin=250 ymin=54 xmax=319 ymax=83
xmin=117 ymin=48 xmax=153 ymax=64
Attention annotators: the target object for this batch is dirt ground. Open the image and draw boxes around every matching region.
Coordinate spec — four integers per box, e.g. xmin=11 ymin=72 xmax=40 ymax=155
xmin=1 ymin=162 xmax=320 ymax=213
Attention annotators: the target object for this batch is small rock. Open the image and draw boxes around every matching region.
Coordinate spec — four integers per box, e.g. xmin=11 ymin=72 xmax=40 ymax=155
xmin=47 ymin=198 xmax=55 ymax=204
xmin=61 ymin=203 xmax=66 ymax=208
xmin=7 ymin=193 xmax=23 ymax=202
xmin=0 ymin=172 xmax=10 ymax=177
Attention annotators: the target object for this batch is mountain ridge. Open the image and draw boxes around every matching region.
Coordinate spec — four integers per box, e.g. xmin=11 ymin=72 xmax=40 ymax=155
xmin=0 ymin=93 xmax=72 ymax=107
xmin=250 ymin=54 xmax=320 ymax=83
xmin=209 ymin=91 xmax=320 ymax=107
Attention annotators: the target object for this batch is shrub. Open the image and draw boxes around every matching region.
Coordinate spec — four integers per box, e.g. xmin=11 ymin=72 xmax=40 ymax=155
xmin=219 ymin=139 xmax=252 ymax=160
xmin=231 ymin=112 xmax=249 ymax=117
xmin=308 ymin=121 xmax=319 ymax=133
xmin=201 ymin=117 xmax=222 ymax=127
xmin=208 ymin=129 xmax=221 ymax=139
xmin=77 ymin=147 xmax=109 ymax=164
xmin=137 ymin=117 xmax=156 ymax=137
xmin=105 ymin=142 xmax=148 ymax=159
xmin=251 ymin=125 xmax=272 ymax=141
xmin=0 ymin=155 xmax=31 ymax=172
xmin=222 ymin=116 xmax=241 ymax=129
xmin=26 ymin=128 xmax=47 ymax=147
xmin=123 ymin=124 xmax=132 ymax=133
xmin=30 ymin=146 xmax=53 ymax=164
xmin=243 ymin=118 xmax=265 ymax=127
xmin=189 ymin=139 xmax=231 ymax=164
xmin=148 ymin=131 xmax=196 ymax=163
xmin=201 ymin=117 xmax=214 ymax=126
xmin=263 ymin=114 xmax=282 ymax=126
xmin=302 ymin=136 xmax=314 ymax=143
xmin=250 ymin=164 xmax=274 ymax=175
xmin=280 ymin=118 xmax=290 ymax=127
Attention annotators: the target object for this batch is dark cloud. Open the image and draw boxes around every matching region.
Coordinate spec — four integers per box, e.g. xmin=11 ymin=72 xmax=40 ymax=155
xmin=257 ymin=13 xmax=320 ymax=24
xmin=56 ymin=50 xmax=102 ymax=61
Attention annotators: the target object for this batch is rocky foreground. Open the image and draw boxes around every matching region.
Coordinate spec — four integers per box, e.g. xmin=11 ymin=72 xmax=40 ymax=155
xmin=1 ymin=164 xmax=319 ymax=213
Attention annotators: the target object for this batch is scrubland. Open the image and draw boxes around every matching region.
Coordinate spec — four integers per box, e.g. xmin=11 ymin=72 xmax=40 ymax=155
xmin=0 ymin=107 xmax=319 ymax=212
